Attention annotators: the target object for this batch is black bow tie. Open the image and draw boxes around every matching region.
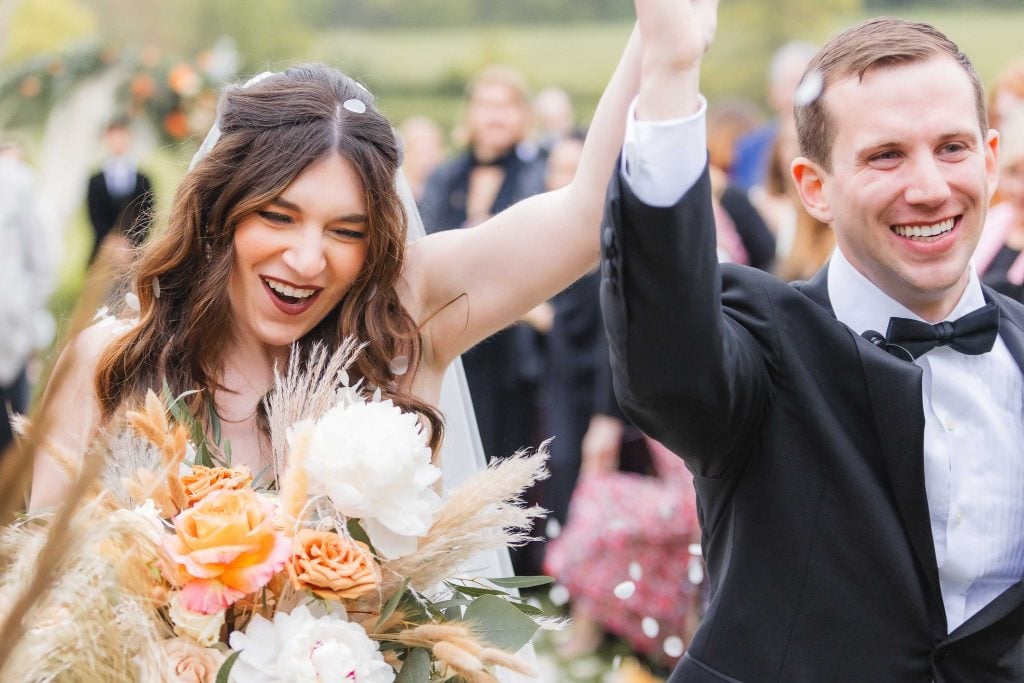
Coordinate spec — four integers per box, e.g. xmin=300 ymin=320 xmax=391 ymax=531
xmin=862 ymin=301 xmax=1000 ymax=361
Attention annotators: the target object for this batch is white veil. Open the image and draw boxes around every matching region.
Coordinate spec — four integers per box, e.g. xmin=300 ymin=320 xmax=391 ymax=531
xmin=394 ymin=172 xmax=518 ymax=577
xmin=397 ymin=154 xmax=540 ymax=683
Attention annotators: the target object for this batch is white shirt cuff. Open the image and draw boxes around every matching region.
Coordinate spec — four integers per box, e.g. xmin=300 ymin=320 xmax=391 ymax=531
xmin=620 ymin=95 xmax=708 ymax=207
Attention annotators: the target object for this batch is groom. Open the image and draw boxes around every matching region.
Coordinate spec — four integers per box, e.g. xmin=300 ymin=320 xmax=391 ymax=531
xmin=602 ymin=0 xmax=1024 ymax=680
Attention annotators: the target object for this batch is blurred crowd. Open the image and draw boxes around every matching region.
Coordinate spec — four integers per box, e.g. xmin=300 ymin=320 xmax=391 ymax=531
xmin=4 ymin=41 xmax=1024 ymax=682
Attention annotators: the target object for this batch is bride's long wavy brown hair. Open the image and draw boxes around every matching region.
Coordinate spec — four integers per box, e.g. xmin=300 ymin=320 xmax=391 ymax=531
xmin=94 ymin=64 xmax=444 ymax=448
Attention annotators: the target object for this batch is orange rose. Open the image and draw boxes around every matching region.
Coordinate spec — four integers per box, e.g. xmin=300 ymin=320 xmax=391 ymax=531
xmin=286 ymin=529 xmax=379 ymax=601
xmin=181 ymin=465 xmax=253 ymax=506
xmin=164 ymin=489 xmax=291 ymax=614
xmin=161 ymin=637 xmax=224 ymax=683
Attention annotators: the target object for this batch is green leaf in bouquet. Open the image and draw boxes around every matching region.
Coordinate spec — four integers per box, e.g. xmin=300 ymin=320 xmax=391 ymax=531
xmin=508 ymin=601 xmax=545 ymax=617
xmin=208 ymin=395 xmax=222 ymax=446
xmin=346 ymin=519 xmax=374 ymax=551
xmin=395 ymin=647 xmax=430 ymax=683
xmin=487 ymin=576 xmax=555 ymax=589
xmin=463 ymin=595 xmax=540 ymax=652
xmin=431 ymin=598 xmax=471 ymax=611
xmin=215 ymin=650 xmax=241 ymax=683
xmin=445 ymin=583 xmax=507 ymax=598
xmin=222 ymin=439 xmax=233 ymax=465
xmin=376 ymin=577 xmax=410 ymax=630
xmin=443 ymin=605 xmax=463 ymax=621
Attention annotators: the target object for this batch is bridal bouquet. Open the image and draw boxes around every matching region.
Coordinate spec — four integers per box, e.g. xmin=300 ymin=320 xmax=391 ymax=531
xmin=0 ymin=340 xmax=552 ymax=682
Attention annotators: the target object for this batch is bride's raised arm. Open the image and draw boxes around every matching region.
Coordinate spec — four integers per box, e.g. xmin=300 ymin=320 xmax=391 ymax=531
xmin=405 ymin=27 xmax=642 ymax=366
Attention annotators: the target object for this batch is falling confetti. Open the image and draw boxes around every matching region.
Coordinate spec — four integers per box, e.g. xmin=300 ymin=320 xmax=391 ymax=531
xmin=124 ymin=291 xmax=140 ymax=312
xmin=546 ymin=517 xmax=562 ymax=540
xmin=688 ymin=557 xmax=705 ymax=585
xmin=343 ymin=98 xmax=367 ymax=114
xmin=389 ymin=355 xmax=409 ymax=376
xmin=549 ymin=584 xmax=570 ymax=607
xmin=688 ymin=543 xmax=703 ymax=557
xmin=628 ymin=561 xmax=643 ymax=581
xmin=613 ymin=581 xmax=636 ymax=600
xmin=641 ymin=617 xmax=660 ymax=639
xmin=612 ymin=656 xmax=622 ymax=670
xmin=663 ymin=636 xmax=685 ymax=658
xmin=794 ymin=70 xmax=824 ymax=108
xmin=152 ymin=277 xmax=161 ymax=299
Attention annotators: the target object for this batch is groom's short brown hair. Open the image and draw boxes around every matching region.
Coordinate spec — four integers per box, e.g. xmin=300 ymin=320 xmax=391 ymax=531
xmin=795 ymin=17 xmax=987 ymax=172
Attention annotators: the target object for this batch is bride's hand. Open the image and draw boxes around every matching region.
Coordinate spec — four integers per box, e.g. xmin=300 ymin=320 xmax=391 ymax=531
xmin=634 ymin=0 xmax=719 ymax=121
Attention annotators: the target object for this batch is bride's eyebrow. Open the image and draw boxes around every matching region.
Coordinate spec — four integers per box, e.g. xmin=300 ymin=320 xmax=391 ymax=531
xmin=269 ymin=197 xmax=368 ymax=224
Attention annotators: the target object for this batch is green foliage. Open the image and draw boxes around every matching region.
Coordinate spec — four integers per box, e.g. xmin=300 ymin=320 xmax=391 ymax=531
xmin=5 ymin=0 xmax=98 ymax=62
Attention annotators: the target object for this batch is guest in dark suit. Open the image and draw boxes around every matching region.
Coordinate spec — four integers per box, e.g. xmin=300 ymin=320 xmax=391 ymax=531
xmin=603 ymin=2 xmax=1024 ymax=681
xmin=86 ymin=118 xmax=155 ymax=265
xmin=421 ymin=66 xmax=547 ymax=467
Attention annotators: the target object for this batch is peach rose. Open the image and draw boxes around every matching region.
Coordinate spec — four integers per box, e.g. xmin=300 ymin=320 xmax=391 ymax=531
xmin=161 ymin=637 xmax=224 ymax=683
xmin=181 ymin=465 xmax=253 ymax=506
xmin=286 ymin=529 xmax=380 ymax=601
xmin=164 ymin=489 xmax=291 ymax=614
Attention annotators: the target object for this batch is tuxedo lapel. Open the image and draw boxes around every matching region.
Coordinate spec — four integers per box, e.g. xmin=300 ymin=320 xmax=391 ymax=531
xmin=853 ymin=330 xmax=946 ymax=630
xmin=797 ymin=265 xmax=944 ymax=626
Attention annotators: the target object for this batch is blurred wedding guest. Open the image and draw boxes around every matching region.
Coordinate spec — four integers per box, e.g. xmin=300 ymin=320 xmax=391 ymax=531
xmin=533 ymin=86 xmax=578 ymax=156
xmin=762 ymin=122 xmax=834 ymax=281
xmin=86 ymin=118 xmax=156 ymax=266
xmin=398 ymin=116 xmax=445 ymax=204
xmin=519 ymin=135 xmax=596 ymax=574
xmin=0 ymin=142 xmax=54 ymax=455
xmin=976 ymin=113 xmax=1024 ymax=300
xmin=707 ymin=102 xmax=775 ymax=271
xmin=987 ymin=59 xmax=1024 ymax=207
xmin=730 ymin=41 xmax=817 ymax=191
xmin=989 ymin=58 xmax=1024 ymax=133
xmin=420 ymin=65 xmax=547 ymax=471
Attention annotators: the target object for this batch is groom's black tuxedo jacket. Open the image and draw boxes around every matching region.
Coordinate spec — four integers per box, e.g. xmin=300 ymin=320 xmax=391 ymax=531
xmin=600 ymin=165 xmax=1024 ymax=682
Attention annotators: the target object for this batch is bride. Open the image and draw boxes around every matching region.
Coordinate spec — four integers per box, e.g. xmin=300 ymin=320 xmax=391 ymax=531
xmin=29 ymin=37 xmax=640 ymax=553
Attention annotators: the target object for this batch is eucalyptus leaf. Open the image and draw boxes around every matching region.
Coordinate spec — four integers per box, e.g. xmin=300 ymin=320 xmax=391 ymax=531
xmin=431 ymin=598 xmax=471 ymax=610
xmin=208 ymin=396 xmax=222 ymax=446
xmin=376 ymin=577 xmax=410 ymax=630
xmin=463 ymin=595 xmax=540 ymax=652
xmin=487 ymin=576 xmax=554 ymax=589
xmin=215 ymin=650 xmax=241 ymax=683
xmin=395 ymin=647 xmax=430 ymax=683
xmin=346 ymin=519 xmax=374 ymax=551
xmin=449 ymin=584 xmax=507 ymax=598
xmin=509 ymin=601 xmax=545 ymax=617
xmin=444 ymin=605 xmax=463 ymax=621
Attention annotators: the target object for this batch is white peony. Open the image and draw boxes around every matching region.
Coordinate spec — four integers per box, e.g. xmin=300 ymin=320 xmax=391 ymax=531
xmin=296 ymin=399 xmax=442 ymax=559
xmin=168 ymin=592 xmax=225 ymax=647
xmin=227 ymin=604 xmax=394 ymax=683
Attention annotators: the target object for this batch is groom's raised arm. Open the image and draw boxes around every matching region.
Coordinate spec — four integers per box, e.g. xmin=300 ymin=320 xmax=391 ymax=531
xmin=601 ymin=0 xmax=774 ymax=476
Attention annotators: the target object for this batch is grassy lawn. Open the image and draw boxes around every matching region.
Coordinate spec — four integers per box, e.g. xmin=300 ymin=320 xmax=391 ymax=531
xmin=310 ymin=7 xmax=1023 ymax=134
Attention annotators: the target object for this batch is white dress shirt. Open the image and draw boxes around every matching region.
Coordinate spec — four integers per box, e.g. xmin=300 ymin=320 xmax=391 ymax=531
xmin=622 ymin=100 xmax=1024 ymax=633
xmin=103 ymin=156 xmax=137 ymax=198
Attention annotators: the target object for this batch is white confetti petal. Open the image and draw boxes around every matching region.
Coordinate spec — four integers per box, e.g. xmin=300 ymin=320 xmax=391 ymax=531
xmin=124 ymin=291 xmax=140 ymax=312
xmin=688 ymin=543 xmax=703 ymax=557
xmin=794 ymin=69 xmax=824 ymax=108
xmin=93 ymin=306 xmax=110 ymax=321
xmin=389 ymin=355 xmax=409 ymax=376
xmin=343 ymin=98 xmax=367 ymax=114
xmin=372 ymin=387 xmax=382 ymax=403
xmin=545 ymin=517 xmax=562 ymax=540
xmin=355 ymin=81 xmax=370 ymax=93
xmin=641 ymin=617 xmax=660 ymax=639
xmin=152 ymin=277 xmax=161 ymax=299
xmin=663 ymin=635 xmax=685 ymax=658
xmin=629 ymin=561 xmax=643 ymax=581
xmin=688 ymin=557 xmax=705 ymax=585
xmin=613 ymin=581 xmax=635 ymax=600
xmin=612 ymin=655 xmax=622 ymax=670
xmin=549 ymin=584 xmax=570 ymax=607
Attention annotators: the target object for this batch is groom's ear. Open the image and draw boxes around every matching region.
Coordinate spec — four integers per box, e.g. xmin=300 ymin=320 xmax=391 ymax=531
xmin=792 ymin=157 xmax=833 ymax=224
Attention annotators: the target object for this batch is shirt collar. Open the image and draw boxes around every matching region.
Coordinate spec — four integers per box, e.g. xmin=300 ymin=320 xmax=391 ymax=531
xmin=827 ymin=246 xmax=986 ymax=336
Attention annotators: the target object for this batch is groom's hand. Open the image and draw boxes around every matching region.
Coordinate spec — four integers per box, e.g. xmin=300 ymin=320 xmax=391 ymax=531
xmin=635 ymin=0 xmax=719 ymax=120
